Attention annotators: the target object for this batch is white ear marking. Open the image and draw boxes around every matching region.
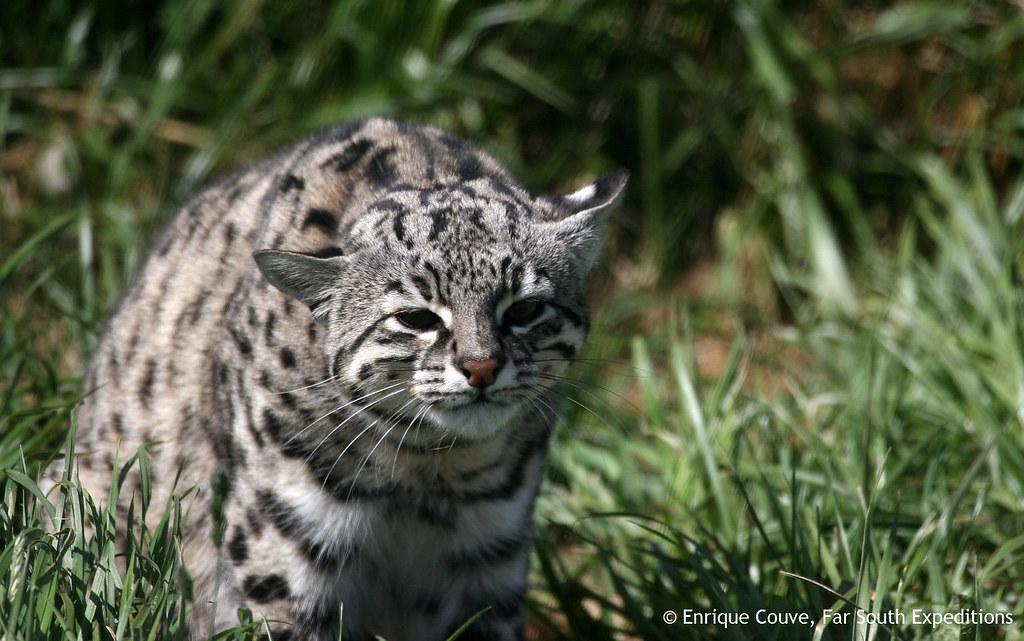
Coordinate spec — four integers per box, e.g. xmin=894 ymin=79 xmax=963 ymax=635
xmin=566 ymin=184 xmax=596 ymax=203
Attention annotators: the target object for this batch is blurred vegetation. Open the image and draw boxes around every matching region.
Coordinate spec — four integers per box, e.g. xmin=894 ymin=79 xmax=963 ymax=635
xmin=4 ymin=0 xmax=1024 ymax=639
xmin=5 ymin=1 xmax=1022 ymax=284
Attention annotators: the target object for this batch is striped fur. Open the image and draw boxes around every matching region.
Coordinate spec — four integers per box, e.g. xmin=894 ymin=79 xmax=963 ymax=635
xmin=49 ymin=119 xmax=626 ymax=640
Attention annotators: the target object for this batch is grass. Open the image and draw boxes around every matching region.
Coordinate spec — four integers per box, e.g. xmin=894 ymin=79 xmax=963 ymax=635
xmin=534 ymin=155 xmax=1024 ymax=640
xmin=4 ymin=0 xmax=1024 ymax=639
xmin=2 ymin=435 xmax=195 ymax=640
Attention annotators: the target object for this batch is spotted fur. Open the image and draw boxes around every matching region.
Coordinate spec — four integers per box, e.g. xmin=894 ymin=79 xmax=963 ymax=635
xmin=49 ymin=118 xmax=627 ymax=640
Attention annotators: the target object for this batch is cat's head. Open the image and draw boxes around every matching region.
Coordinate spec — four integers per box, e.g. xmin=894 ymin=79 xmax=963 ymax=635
xmin=255 ymin=170 xmax=627 ymax=442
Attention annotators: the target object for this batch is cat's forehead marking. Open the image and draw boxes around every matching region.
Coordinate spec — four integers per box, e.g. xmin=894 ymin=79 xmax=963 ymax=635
xmin=359 ymin=182 xmax=536 ymax=249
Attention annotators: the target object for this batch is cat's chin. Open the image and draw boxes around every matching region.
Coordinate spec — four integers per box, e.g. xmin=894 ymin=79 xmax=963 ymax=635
xmin=422 ymin=402 xmax=522 ymax=440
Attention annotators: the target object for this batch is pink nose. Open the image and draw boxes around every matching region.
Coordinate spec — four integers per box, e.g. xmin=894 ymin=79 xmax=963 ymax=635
xmin=461 ymin=359 xmax=500 ymax=388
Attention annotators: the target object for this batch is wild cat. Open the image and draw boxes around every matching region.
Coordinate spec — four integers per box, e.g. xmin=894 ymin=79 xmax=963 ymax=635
xmin=51 ymin=118 xmax=627 ymax=640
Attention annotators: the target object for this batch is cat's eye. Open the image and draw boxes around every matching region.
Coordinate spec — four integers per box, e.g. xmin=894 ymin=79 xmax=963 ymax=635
xmin=395 ymin=309 xmax=443 ymax=331
xmin=503 ymin=299 xmax=546 ymax=326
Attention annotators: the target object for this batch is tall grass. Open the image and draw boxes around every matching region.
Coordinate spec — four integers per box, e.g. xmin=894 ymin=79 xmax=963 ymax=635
xmin=534 ymin=152 xmax=1024 ymax=639
xmin=4 ymin=0 xmax=1024 ymax=639
xmin=1 ymin=437 xmax=196 ymax=640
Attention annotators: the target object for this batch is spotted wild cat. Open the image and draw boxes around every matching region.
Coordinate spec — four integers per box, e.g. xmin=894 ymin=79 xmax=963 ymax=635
xmin=50 ymin=118 xmax=627 ymax=640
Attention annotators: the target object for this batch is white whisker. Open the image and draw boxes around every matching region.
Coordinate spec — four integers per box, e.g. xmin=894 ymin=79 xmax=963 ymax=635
xmin=348 ymin=397 xmax=421 ymax=495
xmin=283 ymin=381 xmax=407 ymax=450
xmin=536 ymin=373 xmax=633 ymax=435
xmin=391 ymin=403 xmax=430 ymax=480
xmin=306 ymin=385 xmax=411 ymax=479
xmin=534 ymin=381 xmax=617 ymax=438
xmin=270 ymin=372 xmax=344 ymax=395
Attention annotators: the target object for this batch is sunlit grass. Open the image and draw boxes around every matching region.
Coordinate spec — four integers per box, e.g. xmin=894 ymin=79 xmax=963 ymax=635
xmin=534 ymin=158 xmax=1024 ymax=639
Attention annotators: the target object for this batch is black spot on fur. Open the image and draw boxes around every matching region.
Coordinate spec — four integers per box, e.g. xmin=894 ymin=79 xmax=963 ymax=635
xmin=262 ymin=409 xmax=286 ymax=441
xmin=428 ymin=207 xmax=450 ymax=241
xmin=211 ymin=423 xmax=241 ymax=473
xmin=225 ymin=182 xmax=246 ymax=204
xmin=228 ymin=527 xmax=249 ymax=564
xmin=279 ymin=347 xmax=297 ymax=369
xmin=306 ymin=293 xmax=331 ymax=318
xmin=279 ymin=173 xmax=305 ymax=193
xmin=214 ymin=360 xmax=230 ymax=387
xmin=541 ymin=341 xmax=576 ymax=360
xmin=550 ymin=301 xmax=588 ymax=331
xmin=262 ymin=407 xmax=308 ymax=458
xmin=264 ymin=311 xmax=277 ymax=343
xmin=112 ymin=413 xmax=124 ymax=436
xmin=365 ymin=147 xmax=398 ymax=186
xmin=257 ymin=489 xmax=354 ymax=570
xmin=279 ymin=391 xmax=299 ymax=412
xmin=370 ymin=197 xmax=406 ymax=215
xmin=255 ymin=488 xmax=285 ymax=520
xmin=155 ymin=233 xmax=176 ymax=257
xmin=139 ymin=359 xmax=158 ymax=408
xmin=322 ymin=138 xmax=373 ymax=173
xmin=247 ymin=506 xmax=263 ymax=536
xmin=466 ymin=206 xmax=487 ymax=233
xmin=331 ymin=348 xmax=346 ymax=379
xmin=458 ymin=155 xmax=484 ymax=181
xmin=174 ymin=290 xmax=208 ymax=329
xmin=243 ymin=574 xmax=290 ymax=603
xmin=302 ymin=208 xmax=339 ymax=235
xmin=346 ymin=316 xmax=390 ymax=357
xmin=509 ymin=265 xmax=524 ymax=293
xmin=422 ymin=262 xmax=447 ymax=304
xmin=410 ymin=275 xmax=433 ymax=301
xmin=229 ymin=326 xmax=253 ymax=359
xmin=393 ymin=210 xmax=413 ymax=249
xmin=243 ymin=401 xmax=264 ymax=448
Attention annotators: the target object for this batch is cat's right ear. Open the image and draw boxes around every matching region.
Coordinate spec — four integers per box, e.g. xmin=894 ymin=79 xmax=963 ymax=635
xmin=538 ymin=169 xmax=629 ymax=270
xmin=254 ymin=249 xmax=343 ymax=321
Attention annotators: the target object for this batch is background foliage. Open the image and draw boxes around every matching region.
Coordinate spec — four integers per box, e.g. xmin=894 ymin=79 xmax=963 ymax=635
xmin=3 ymin=0 xmax=1024 ymax=639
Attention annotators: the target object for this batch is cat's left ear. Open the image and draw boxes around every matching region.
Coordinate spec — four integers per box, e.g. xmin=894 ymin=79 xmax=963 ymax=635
xmin=538 ymin=169 xmax=628 ymax=269
xmin=254 ymin=249 xmax=346 ymax=322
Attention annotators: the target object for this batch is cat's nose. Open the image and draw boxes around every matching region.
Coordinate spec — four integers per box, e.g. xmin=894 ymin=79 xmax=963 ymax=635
xmin=460 ymin=358 xmax=501 ymax=388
